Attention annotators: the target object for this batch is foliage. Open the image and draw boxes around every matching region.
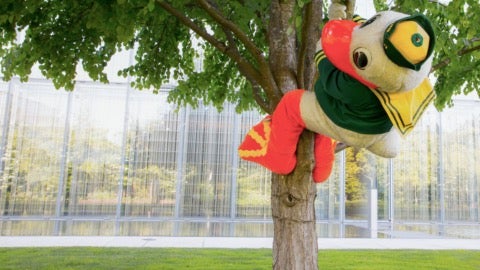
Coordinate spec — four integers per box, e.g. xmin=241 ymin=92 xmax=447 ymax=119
xmin=1 ymin=128 xmax=60 ymax=216
xmin=1 ymin=1 xmax=479 ymax=113
xmin=0 ymin=0 xmax=271 ymax=113
xmin=236 ymin=167 xmax=271 ymax=215
xmin=372 ymin=0 xmax=389 ymax=11
xmin=345 ymin=148 xmax=368 ymax=201
xmin=0 ymin=248 xmax=479 ymax=270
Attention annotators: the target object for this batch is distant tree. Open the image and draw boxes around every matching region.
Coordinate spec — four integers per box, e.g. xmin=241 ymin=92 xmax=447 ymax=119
xmin=345 ymin=148 xmax=366 ymax=202
xmin=1 ymin=0 xmax=479 ymax=269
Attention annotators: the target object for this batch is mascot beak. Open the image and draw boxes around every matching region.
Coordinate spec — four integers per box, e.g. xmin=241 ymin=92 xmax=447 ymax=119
xmin=321 ymin=20 xmax=377 ymax=88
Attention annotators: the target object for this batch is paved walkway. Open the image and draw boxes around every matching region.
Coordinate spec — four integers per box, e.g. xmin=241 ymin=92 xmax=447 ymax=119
xmin=1 ymin=237 xmax=479 ymax=250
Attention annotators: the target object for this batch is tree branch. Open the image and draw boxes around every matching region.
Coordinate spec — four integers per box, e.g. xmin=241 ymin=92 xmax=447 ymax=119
xmin=196 ymin=0 xmax=264 ymax=64
xmin=221 ymin=24 xmax=270 ymax=111
xmin=268 ymin=0 xmax=298 ymax=95
xmin=297 ymin=0 xmax=323 ymax=91
xmin=431 ymin=40 xmax=480 ymax=72
xmin=156 ymin=1 xmax=227 ymax=54
xmin=196 ymin=0 xmax=279 ymax=111
xmin=252 ymin=85 xmax=271 ymax=112
xmin=157 ymin=0 xmax=275 ymax=111
xmin=344 ymin=0 xmax=356 ymax=20
xmin=335 ymin=142 xmax=350 ymax=153
xmin=158 ymin=0 xmax=278 ymax=113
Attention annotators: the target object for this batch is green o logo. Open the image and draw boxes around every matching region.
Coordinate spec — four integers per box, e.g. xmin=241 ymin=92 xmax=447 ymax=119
xmin=411 ymin=33 xmax=424 ymax=47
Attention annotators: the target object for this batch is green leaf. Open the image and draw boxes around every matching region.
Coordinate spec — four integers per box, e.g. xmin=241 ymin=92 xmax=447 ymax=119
xmin=0 ymin=0 xmax=478 ymax=111
xmin=147 ymin=0 xmax=155 ymax=12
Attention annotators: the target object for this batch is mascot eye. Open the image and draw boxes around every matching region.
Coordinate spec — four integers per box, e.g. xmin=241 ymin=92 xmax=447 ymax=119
xmin=353 ymin=48 xmax=370 ymax=70
xmin=360 ymin=14 xmax=380 ymax=28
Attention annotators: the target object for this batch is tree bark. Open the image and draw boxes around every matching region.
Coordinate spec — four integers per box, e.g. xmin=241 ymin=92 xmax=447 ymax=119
xmin=271 ymin=132 xmax=317 ymax=269
xmin=269 ymin=1 xmax=355 ymax=269
xmin=267 ymin=0 xmax=324 ymax=269
xmin=345 ymin=0 xmax=355 ymax=20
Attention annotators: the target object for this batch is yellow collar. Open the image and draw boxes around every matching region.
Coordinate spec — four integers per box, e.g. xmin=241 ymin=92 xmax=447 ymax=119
xmin=370 ymin=78 xmax=434 ymax=136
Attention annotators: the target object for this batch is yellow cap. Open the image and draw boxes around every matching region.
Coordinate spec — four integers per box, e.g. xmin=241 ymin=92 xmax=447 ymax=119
xmin=388 ymin=21 xmax=430 ymax=64
xmin=383 ymin=14 xmax=435 ymax=71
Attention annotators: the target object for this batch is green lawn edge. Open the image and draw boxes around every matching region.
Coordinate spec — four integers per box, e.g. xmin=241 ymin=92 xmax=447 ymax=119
xmin=0 ymin=248 xmax=478 ymax=270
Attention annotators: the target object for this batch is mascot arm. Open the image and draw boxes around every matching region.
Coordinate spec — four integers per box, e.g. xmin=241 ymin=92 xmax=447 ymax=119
xmin=328 ymin=0 xmax=346 ymax=20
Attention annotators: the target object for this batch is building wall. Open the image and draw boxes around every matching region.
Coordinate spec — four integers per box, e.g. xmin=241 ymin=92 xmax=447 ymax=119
xmin=0 ymin=78 xmax=479 ymax=238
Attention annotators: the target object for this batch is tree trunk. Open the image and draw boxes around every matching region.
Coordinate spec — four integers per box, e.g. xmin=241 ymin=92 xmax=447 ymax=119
xmin=271 ymin=131 xmax=317 ymax=269
xmin=268 ymin=2 xmax=356 ymax=268
xmin=267 ymin=0 xmax=319 ymax=268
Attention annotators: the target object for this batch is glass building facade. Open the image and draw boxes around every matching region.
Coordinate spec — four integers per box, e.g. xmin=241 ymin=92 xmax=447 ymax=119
xmin=0 ymin=77 xmax=479 ymax=238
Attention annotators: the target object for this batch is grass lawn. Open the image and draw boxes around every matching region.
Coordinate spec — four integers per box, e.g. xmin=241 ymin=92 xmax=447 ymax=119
xmin=0 ymin=248 xmax=478 ymax=269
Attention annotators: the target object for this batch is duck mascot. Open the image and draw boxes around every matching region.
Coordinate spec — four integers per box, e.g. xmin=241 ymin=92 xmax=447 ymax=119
xmin=238 ymin=6 xmax=436 ymax=183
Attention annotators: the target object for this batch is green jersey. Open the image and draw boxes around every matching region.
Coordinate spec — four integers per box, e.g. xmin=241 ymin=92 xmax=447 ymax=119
xmin=314 ymin=55 xmax=392 ymax=135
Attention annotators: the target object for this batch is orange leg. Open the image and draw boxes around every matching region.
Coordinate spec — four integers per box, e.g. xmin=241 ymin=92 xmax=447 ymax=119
xmin=312 ymin=134 xmax=336 ymax=183
xmin=238 ymin=90 xmax=306 ymax=174
xmin=239 ymin=89 xmax=335 ymax=181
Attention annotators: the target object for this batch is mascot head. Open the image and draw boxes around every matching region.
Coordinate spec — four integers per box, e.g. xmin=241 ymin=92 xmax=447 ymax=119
xmin=322 ymin=11 xmax=435 ymax=93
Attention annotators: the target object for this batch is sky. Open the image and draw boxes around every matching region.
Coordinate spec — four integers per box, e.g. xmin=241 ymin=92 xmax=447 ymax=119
xmin=355 ymin=0 xmax=377 ymax=18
